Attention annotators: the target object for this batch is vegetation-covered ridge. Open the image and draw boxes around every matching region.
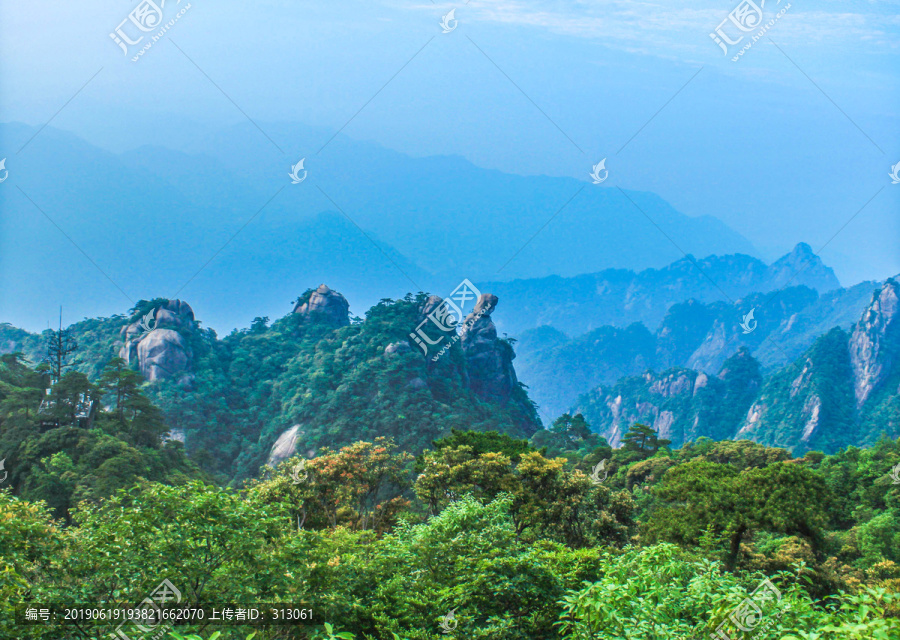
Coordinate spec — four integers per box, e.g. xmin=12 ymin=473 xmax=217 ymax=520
xmin=1 ymin=320 xmax=898 ymax=636
xmin=0 ymin=290 xmax=540 ymax=485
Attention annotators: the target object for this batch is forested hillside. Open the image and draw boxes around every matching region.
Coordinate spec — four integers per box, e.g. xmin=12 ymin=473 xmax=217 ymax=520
xmin=0 ymin=287 xmax=539 ymax=484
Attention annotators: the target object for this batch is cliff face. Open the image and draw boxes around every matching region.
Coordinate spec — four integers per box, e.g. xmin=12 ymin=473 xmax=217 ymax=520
xmin=575 ymin=280 xmax=900 ymax=455
xmin=516 ymin=283 xmax=848 ymax=426
xmin=119 ymin=300 xmax=196 ymax=383
xmin=736 ymin=328 xmax=856 ymax=453
xmin=460 ymin=294 xmax=518 ymax=404
xmin=574 ymin=348 xmax=761 ymax=449
xmin=849 ymin=280 xmax=900 ymax=406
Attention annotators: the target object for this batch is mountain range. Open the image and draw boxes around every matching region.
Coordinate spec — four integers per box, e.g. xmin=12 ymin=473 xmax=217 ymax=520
xmin=485 ymin=242 xmax=843 ymax=338
xmin=3 ymin=270 xmax=898 ymax=468
xmin=573 ymin=278 xmax=900 ymax=454
xmin=1 ymin=120 xmax=757 ymax=333
xmin=505 ymin=243 xmax=877 ymax=421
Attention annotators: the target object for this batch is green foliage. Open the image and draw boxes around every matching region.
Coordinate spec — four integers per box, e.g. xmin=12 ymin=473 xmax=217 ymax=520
xmin=414 ymin=442 xmax=634 ymax=548
xmin=642 ymin=459 xmax=831 ymax=572
xmin=615 ymin=423 xmax=671 ymax=465
xmin=430 ymin=428 xmax=536 ymax=462
xmin=1 ymin=429 xmax=899 ymax=639
xmin=3 ymin=304 xmax=900 ymax=639
xmin=0 ymin=355 xmax=205 ymax=521
xmin=251 ymin=437 xmax=414 ymax=532
xmin=529 ymin=413 xmax=611 ymax=463
xmin=559 ymin=544 xmax=900 ymax=639
xmin=140 ymin=294 xmax=540 ymax=482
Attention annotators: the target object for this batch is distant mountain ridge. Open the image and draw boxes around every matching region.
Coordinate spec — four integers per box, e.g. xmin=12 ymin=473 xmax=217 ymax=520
xmin=1 ymin=120 xmax=758 ymax=333
xmin=485 ymin=243 xmax=841 ymax=338
xmin=507 ymin=244 xmax=869 ymax=421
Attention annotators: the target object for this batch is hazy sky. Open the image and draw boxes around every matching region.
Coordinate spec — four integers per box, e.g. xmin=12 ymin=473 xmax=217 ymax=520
xmin=1 ymin=0 xmax=898 ymax=322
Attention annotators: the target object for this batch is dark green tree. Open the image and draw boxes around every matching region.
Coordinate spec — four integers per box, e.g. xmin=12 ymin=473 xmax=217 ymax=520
xmin=621 ymin=423 xmax=671 ymax=457
xmin=644 ymin=459 xmax=830 ymax=570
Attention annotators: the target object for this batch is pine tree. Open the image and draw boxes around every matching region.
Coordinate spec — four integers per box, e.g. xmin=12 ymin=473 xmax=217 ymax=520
xmin=621 ymin=423 xmax=671 ymax=455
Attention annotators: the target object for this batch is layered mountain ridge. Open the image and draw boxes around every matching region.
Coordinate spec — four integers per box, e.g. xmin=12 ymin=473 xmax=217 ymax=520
xmin=516 ymin=275 xmax=877 ymax=421
xmin=575 ymin=279 xmax=900 ymax=454
xmin=486 ymin=242 xmax=841 ymax=338
xmin=1 ymin=260 xmax=896 ymax=469
xmin=0 ymin=120 xmax=758 ymax=334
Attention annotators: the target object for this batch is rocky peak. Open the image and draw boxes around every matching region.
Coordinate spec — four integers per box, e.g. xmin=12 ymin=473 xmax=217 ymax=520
xmin=717 ymin=347 xmax=756 ymax=380
xmin=763 ymin=243 xmax=841 ymax=293
xmin=293 ymin=284 xmax=350 ymax=327
xmin=471 ymin=293 xmax=498 ymax=318
xmin=849 ymin=279 xmax=900 ymax=406
xmin=119 ymin=299 xmax=196 ymax=382
xmin=460 ymin=293 xmax=517 ymax=403
xmin=418 ymin=295 xmax=445 ymax=322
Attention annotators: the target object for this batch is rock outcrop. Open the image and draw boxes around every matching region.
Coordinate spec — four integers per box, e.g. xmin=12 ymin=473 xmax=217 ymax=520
xmin=293 ymin=284 xmax=350 ymax=327
xmin=384 ymin=341 xmax=412 ymax=356
xmin=266 ymin=425 xmax=304 ymax=467
xmin=576 ymin=349 xmax=762 ymax=449
xmin=119 ymin=299 xmax=196 ymax=382
xmin=137 ymin=329 xmax=190 ymax=382
xmin=460 ymin=294 xmax=518 ymax=403
xmin=736 ymin=328 xmax=854 ymax=453
xmin=849 ymin=280 xmax=900 ymax=406
xmin=762 ymin=242 xmax=841 ymax=294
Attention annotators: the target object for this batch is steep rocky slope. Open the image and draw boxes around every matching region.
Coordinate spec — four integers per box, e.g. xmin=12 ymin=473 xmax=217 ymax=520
xmin=573 ymin=349 xmax=762 ymax=448
xmin=575 ymin=280 xmax=900 ymax=454
xmin=517 ymin=282 xmax=878 ymax=422
xmin=119 ymin=299 xmax=197 ymax=383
